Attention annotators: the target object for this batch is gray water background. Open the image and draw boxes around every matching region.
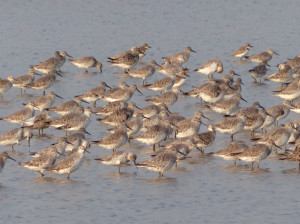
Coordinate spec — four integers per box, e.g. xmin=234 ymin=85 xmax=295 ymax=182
xmin=0 ymin=1 xmax=299 ymax=223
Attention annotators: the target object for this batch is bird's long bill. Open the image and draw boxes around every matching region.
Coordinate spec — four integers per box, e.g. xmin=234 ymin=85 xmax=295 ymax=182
xmin=201 ymin=114 xmax=210 ymax=121
xmin=126 ymin=124 xmax=133 ymax=131
xmin=258 ymin=103 xmax=264 ymax=109
xmin=199 ymin=135 xmax=209 ymax=145
xmin=176 ymin=149 xmax=187 ymax=157
xmin=80 ymin=98 xmax=89 ymax=104
xmin=34 ymin=72 xmax=42 ymax=76
xmin=142 ymin=114 xmax=150 ymax=120
xmin=274 ymin=51 xmax=279 ymax=56
xmin=201 ymin=121 xmax=208 ymax=127
xmin=55 ymin=150 xmax=65 ymax=156
xmin=233 ymin=72 xmax=240 ymax=76
xmin=28 ymin=137 xmax=31 ymax=148
xmin=67 ymin=53 xmax=73 ymax=58
xmin=241 ymin=96 xmax=247 ymax=102
xmin=136 ymin=87 xmax=143 ymax=95
xmin=135 ymin=105 xmax=142 ymax=110
xmin=84 ymin=129 xmax=92 ymax=135
xmin=265 ymin=111 xmax=273 ymax=117
xmin=66 ymin=140 xmax=74 ymax=146
xmin=55 ymin=94 xmax=63 ymax=99
xmin=105 ymin=83 xmax=112 ymax=89
xmin=271 ymin=141 xmax=282 ymax=149
xmin=56 ymin=71 xmax=63 ymax=77
xmin=7 ymin=155 xmax=16 ymax=161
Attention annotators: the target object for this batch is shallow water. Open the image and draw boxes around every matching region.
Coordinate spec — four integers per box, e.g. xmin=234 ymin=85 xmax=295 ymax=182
xmin=0 ymin=1 xmax=300 ymax=223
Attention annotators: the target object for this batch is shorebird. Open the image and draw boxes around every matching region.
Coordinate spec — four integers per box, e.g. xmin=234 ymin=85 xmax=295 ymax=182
xmin=97 ymin=102 xmax=140 ymax=127
xmin=0 ymin=75 xmax=14 ymax=100
xmin=101 ymin=84 xmax=142 ymax=103
xmin=144 ymin=72 xmax=177 ymax=93
xmin=0 ymin=151 xmax=16 ymax=173
xmin=146 ymin=86 xmax=182 ymax=109
xmin=93 ymin=124 xmax=129 ymax=152
xmin=76 ymin=82 xmax=111 ymax=106
xmin=49 ymin=106 xmax=84 ymax=129
xmin=156 ymin=58 xmax=188 ymax=77
xmin=214 ymin=113 xmax=247 ymax=141
xmin=286 ymin=53 xmax=300 ymax=69
xmin=69 ymin=56 xmax=103 ymax=73
xmin=288 ymin=101 xmax=300 ymax=114
xmin=234 ymin=140 xmax=275 ymax=170
xmin=174 ymin=111 xmax=208 ymax=138
xmin=93 ymin=101 xmax=128 ymax=116
xmin=95 ymin=151 xmax=137 ymax=173
xmin=212 ymin=70 xmax=238 ymax=86
xmin=245 ymin=49 xmax=278 ymax=64
xmin=20 ymin=148 xmax=61 ymax=177
xmin=127 ymin=60 xmax=158 ymax=85
xmin=26 ymin=91 xmax=63 ymax=111
xmin=64 ymin=128 xmax=89 ymax=153
xmin=48 ymin=145 xmax=87 ymax=179
xmin=57 ymin=51 xmax=73 ymax=72
xmin=243 ymin=108 xmax=269 ymax=136
xmin=265 ymin=63 xmax=293 ymax=86
xmin=0 ymin=128 xmax=32 ymax=150
xmin=101 ymin=81 xmax=128 ymax=97
xmin=11 ymin=68 xmax=41 ymax=94
xmin=141 ymin=110 xmax=169 ymax=132
xmin=131 ymin=119 xmax=177 ymax=151
xmin=279 ymin=145 xmax=300 ymax=170
xmin=46 ymin=96 xmax=86 ymax=115
xmin=56 ymin=107 xmax=92 ymax=135
xmin=229 ymin=43 xmax=253 ymax=60
xmin=162 ymin=46 xmax=196 ymax=66
xmin=135 ymin=104 xmax=169 ymax=118
xmin=224 ymin=78 xmax=243 ymax=100
xmin=108 ymin=112 xmax=146 ymax=141
xmin=26 ymin=71 xmax=62 ymax=95
xmin=31 ymin=51 xmax=60 ymax=74
xmin=136 ymin=146 xmax=184 ymax=177
xmin=194 ymin=59 xmax=223 ymax=78
xmin=108 ymin=46 xmax=140 ymax=73
xmin=164 ymin=139 xmax=198 ymax=165
xmin=207 ymin=94 xmax=246 ymax=115
xmin=29 ymin=137 xmax=67 ymax=158
xmin=265 ymin=101 xmax=290 ymax=126
xmin=192 ymin=124 xmax=216 ymax=153
xmin=253 ymin=123 xmax=296 ymax=153
xmin=173 ymin=71 xmax=189 ymax=87
xmin=273 ymin=79 xmax=300 ymax=102
xmin=138 ymin=43 xmax=151 ymax=62
xmin=23 ymin=111 xmax=52 ymax=135
xmin=0 ymin=102 xmax=35 ymax=124
xmin=249 ymin=62 xmax=268 ymax=83
xmin=199 ymin=82 xmax=231 ymax=104
xmin=212 ymin=141 xmax=248 ymax=165
xmin=236 ymin=102 xmax=263 ymax=117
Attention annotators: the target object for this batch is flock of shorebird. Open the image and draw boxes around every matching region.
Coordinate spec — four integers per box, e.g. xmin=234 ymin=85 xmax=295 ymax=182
xmin=1 ymin=42 xmax=300 ymax=180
